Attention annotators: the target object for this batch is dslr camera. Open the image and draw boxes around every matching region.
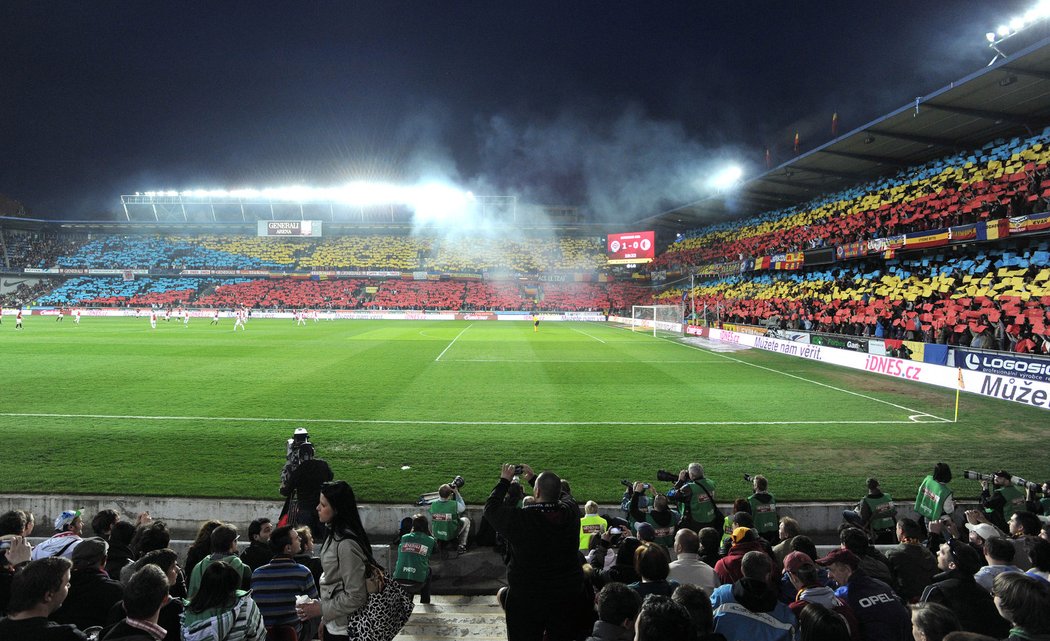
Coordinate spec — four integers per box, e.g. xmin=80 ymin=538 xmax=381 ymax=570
xmin=743 ymin=473 xmax=755 ymax=483
xmin=656 ymin=469 xmax=679 ymax=483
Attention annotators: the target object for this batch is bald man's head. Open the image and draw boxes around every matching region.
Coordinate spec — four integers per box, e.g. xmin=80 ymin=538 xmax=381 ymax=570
xmin=535 ymin=471 xmax=562 ymax=502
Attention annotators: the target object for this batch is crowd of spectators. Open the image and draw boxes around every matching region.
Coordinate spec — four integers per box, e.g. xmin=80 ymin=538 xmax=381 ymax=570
xmin=656 ymin=128 xmax=1050 ymax=268
xmin=660 ymin=238 xmax=1050 ymax=354
xmin=3 ymin=459 xmax=1050 ymax=641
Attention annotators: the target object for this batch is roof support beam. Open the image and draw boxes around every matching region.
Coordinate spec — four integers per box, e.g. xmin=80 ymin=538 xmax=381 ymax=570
xmin=921 ymin=103 xmax=1030 ymax=126
xmin=864 ymin=128 xmax=959 ymax=151
xmin=787 ymin=166 xmax=866 ymax=181
xmin=819 ymin=149 xmax=910 ymax=167
xmin=759 ymin=177 xmax=823 ymax=193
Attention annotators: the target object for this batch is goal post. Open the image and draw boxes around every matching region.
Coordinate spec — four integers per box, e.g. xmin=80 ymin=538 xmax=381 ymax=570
xmin=631 ymin=304 xmax=685 ymax=337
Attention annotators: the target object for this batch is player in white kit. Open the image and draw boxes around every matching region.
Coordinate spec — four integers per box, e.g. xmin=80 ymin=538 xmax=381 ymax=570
xmin=150 ymin=311 xmax=157 ymax=329
xmin=74 ymin=309 xmax=81 ymax=325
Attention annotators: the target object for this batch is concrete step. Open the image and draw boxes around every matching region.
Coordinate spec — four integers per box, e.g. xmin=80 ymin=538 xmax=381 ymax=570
xmin=395 ymin=595 xmax=505 ymax=641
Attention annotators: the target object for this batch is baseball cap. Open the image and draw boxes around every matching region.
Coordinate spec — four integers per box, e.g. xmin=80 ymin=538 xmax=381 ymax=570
xmin=635 ymin=522 xmax=656 ymax=542
xmin=965 ymin=523 xmax=1001 ymax=541
xmin=731 ymin=527 xmax=754 ymax=544
xmin=994 ymin=470 xmax=1011 ymax=480
xmin=783 ymin=550 xmax=815 ymax=574
xmin=815 ymin=548 xmax=859 ymax=569
xmin=54 ymin=509 xmax=82 ymax=531
xmin=71 ymin=537 xmax=108 ymax=564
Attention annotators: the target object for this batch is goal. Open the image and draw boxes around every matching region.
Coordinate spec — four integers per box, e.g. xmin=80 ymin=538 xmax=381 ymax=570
xmin=631 ymin=304 xmax=685 ymax=337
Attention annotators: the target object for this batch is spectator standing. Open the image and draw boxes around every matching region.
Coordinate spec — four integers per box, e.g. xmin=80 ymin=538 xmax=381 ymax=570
xmin=238 ymin=518 xmax=273 ymax=572
xmin=710 ymin=551 xmax=796 ymax=641
xmin=31 ymin=510 xmax=84 ymax=561
xmin=747 ymin=475 xmax=779 ymax=545
xmin=50 ymin=537 xmax=124 ymax=630
xmin=579 ymin=501 xmax=608 ymax=551
xmin=667 ymin=529 xmax=719 ymax=595
xmin=483 ymin=463 xmax=585 ymax=641
xmin=296 ymin=480 xmax=373 ymax=641
xmin=0 ymin=557 xmax=89 ymax=640
xmin=250 ymin=525 xmax=318 ymax=641
xmin=429 ymin=481 xmax=471 ymax=554
xmin=583 ymin=583 xmax=640 ymax=641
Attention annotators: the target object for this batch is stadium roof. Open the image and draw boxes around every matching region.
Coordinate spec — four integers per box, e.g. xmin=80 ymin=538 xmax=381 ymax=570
xmin=639 ymin=36 xmax=1050 ymax=235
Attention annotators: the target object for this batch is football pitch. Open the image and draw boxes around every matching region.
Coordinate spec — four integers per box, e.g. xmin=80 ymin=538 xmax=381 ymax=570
xmin=1 ymin=317 xmax=1046 ymax=505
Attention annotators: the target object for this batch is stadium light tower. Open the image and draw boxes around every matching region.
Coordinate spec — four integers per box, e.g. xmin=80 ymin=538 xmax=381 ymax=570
xmin=985 ymin=0 xmax=1050 ymax=64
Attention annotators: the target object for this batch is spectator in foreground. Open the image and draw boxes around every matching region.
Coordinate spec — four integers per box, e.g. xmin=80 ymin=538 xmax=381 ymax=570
xmin=885 ymin=517 xmax=938 ymax=603
xmin=584 ymin=583 xmax=640 ymax=641
xmin=714 ymin=527 xmax=767 ymax=585
xmin=974 ymin=536 xmax=1022 ymax=594
xmin=817 ymin=548 xmax=912 ymax=641
xmin=710 ymin=551 xmax=796 ymax=641
xmin=670 ymin=583 xmax=726 ymax=641
xmin=100 ymin=565 xmax=169 ymax=641
xmin=181 ymin=561 xmax=265 ymax=641
xmin=910 ymin=602 xmax=961 ymax=641
xmin=0 ymin=557 xmax=89 ymax=640
xmin=104 ymin=548 xmax=183 ymax=641
xmin=797 ymin=602 xmax=851 ymax=641
xmin=634 ymin=594 xmax=692 ymax=641
xmin=483 ymin=463 xmax=584 ymax=641
xmin=184 ymin=520 xmax=222 ymax=580
xmin=50 ymin=537 xmax=124 ymax=630
xmin=292 ymin=525 xmax=323 ymax=591
xmin=105 ymin=521 xmax=136 ymax=580
xmin=667 ymin=529 xmax=719 ymax=595
xmin=629 ymin=543 xmax=679 ymax=598
xmin=251 ymin=525 xmax=318 ymax=641
xmin=771 ymin=517 xmax=800 ymax=566
xmin=920 ymin=539 xmax=1010 ymax=637
xmin=992 ymin=572 xmax=1050 ymax=640
xmin=187 ymin=525 xmax=251 ymax=597
xmin=783 ymin=551 xmax=858 ymax=638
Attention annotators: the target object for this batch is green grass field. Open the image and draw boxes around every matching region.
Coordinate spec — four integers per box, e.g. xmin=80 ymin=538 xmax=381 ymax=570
xmin=1 ymin=316 xmax=1046 ymax=505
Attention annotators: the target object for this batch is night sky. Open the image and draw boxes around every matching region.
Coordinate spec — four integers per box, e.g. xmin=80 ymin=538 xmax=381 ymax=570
xmin=0 ymin=2 xmax=1033 ymax=222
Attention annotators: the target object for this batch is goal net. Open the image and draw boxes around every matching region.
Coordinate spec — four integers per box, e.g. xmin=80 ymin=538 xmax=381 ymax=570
xmin=630 ymin=304 xmax=685 ymax=337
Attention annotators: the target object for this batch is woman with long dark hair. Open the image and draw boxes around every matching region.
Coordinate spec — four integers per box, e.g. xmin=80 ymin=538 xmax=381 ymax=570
xmin=180 ymin=561 xmax=265 ymax=641
xmin=296 ymin=480 xmax=373 ymax=641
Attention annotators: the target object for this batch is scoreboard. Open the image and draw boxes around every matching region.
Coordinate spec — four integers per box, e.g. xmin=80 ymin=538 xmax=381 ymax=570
xmin=257 ymin=220 xmax=323 ymax=237
xmin=606 ymin=231 xmax=655 ymax=264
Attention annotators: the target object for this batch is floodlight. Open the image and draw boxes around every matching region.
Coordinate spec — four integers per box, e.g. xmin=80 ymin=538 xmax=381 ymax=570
xmin=710 ymin=165 xmax=744 ymax=190
xmin=997 ymin=24 xmax=1011 ymax=36
xmin=986 ymin=31 xmax=997 ymax=42
xmin=1010 ymin=17 xmax=1025 ymax=30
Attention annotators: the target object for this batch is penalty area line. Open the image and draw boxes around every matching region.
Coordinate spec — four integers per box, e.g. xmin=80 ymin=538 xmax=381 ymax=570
xmin=0 ymin=412 xmax=925 ymax=427
xmin=569 ymin=326 xmax=606 ymax=344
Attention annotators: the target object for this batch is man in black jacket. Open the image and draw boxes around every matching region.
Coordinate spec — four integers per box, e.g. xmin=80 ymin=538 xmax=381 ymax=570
xmin=920 ymin=539 xmax=1010 ymax=638
xmin=50 ymin=537 xmax=124 ymax=630
xmin=483 ymin=463 xmax=585 ymax=641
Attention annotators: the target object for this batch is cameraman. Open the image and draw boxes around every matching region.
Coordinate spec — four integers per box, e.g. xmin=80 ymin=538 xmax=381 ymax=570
xmin=668 ymin=463 xmax=718 ymax=531
xmin=980 ymin=470 xmax=1026 ymax=533
xmin=429 ymin=482 xmax=470 ymax=554
xmin=629 ymin=483 xmax=678 ymax=549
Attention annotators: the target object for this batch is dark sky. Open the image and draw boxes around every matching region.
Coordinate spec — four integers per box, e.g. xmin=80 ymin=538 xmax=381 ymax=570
xmin=0 ymin=1 xmax=1034 ymax=221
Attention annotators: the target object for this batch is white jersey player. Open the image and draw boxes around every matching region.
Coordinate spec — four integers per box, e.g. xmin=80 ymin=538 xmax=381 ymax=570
xmin=74 ymin=309 xmax=81 ymax=325
xmin=312 ymin=309 xmax=319 ymax=323
xmin=233 ymin=309 xmax=246 ymax=331
xmin=183 ymin=309 xmax=190 ymax=326
xmin=150 ymin=311 xmax=157 ymax=329
xmin=15 ymin=309 xmax=23 ymax=329
xmin=296 ymin=310 xmax=307 ymax=326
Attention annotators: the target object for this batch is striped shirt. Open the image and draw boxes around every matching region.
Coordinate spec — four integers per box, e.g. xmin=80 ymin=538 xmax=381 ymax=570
xmin=250 ymin=556 xmax=318 ymax=628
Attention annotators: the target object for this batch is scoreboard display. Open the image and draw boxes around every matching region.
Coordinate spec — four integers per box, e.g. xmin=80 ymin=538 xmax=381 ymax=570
xmin=606 ymin=231 xmax=655 ymax=264
xmin=257 ymin=220 xmax=323 ymax=237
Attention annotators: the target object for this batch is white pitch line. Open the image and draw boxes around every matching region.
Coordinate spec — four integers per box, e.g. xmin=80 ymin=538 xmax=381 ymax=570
xmin=443 ymin=359 xmax=731 ymax=364
xmin=0 ymin=412 xmax=924 ymax=427
xmin=650 ymin=333 xmax=951 ymax=423
xmin=434 ymin=323 xmax=473 ymax=362
xmin=569 ymin=326 xmax=606 ymax=344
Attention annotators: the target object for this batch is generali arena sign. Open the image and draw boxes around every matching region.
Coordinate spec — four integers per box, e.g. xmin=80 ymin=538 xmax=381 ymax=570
xmin=708 ymin=328 xmax=1050 ymax=412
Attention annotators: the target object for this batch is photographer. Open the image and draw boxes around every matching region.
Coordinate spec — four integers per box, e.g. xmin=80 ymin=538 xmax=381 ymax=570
xmin=483 ymin=463 xmax=585 ymax=641
xmin=980 ymin=470 xmax=1026 ymax=533
xmin=914 ymin=463 xmax=956 ymax=541
xmin=668 ymin=463 xmax=719 ymax=531
xmin=746 ymin=475 xmax=778 ymax=545
xmin=1025 ymin=480 xmax=1050 ymax=517
xmin=428 ymin=480 xmax=471 ymax=554
xmin=629 ymin=483 xmax=678 ymax=549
